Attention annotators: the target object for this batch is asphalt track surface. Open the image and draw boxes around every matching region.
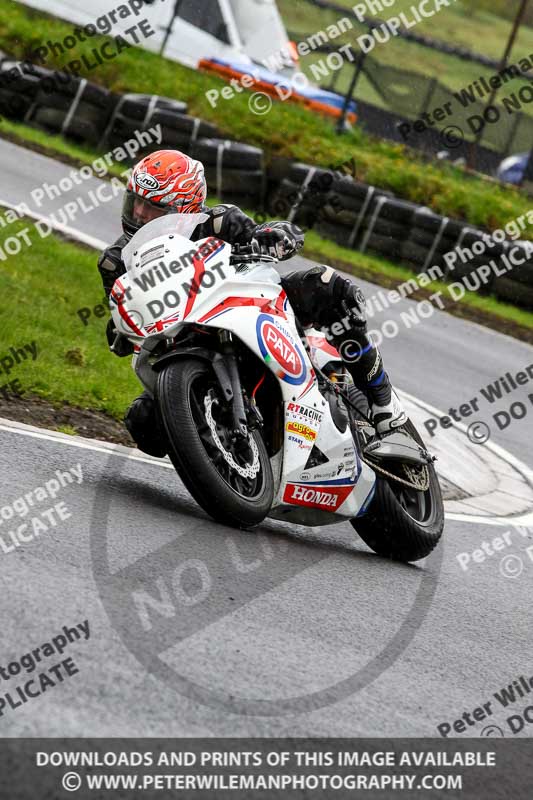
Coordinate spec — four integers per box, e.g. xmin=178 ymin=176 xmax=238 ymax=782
xmin=1 ymin=139 xmax=532 ymax=737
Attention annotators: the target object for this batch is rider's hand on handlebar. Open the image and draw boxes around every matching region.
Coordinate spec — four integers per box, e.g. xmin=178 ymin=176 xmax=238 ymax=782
xmin=255 ymin=226 xmax=303 ymax=260
xmin=106 ymin=318 xmax=134 ymax=357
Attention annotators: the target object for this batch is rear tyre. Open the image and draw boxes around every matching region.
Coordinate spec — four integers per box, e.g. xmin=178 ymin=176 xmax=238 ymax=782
xmin=158 ymin=359 xmax=274 ymax=528
xmin=351 ymin=419 xmax=444 ymax=562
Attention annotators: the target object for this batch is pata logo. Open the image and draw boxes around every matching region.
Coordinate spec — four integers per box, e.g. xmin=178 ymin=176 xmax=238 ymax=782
xmin=265 ymin=325 xmax=300 ymax=374
xmin=256 ymin=314 xmax=307 ymax=385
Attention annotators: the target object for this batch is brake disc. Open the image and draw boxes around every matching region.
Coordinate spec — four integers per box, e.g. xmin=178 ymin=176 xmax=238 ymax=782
xmin=402 ymin=463 xmax=430 ymax=491
xmin=204 ymin=394 xmax=260 ymax=480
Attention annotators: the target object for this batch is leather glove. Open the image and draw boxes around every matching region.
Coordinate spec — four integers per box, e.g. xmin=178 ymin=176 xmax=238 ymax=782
xmin=255 ymin=222 xmax=304 ymax=260
xmin=106 ymin=318 xmax=134 ymax=357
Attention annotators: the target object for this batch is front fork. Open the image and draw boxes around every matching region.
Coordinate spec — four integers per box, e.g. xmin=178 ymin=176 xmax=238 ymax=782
xmin=218 ymin=331 xmax=256 ymax=440
xmin=138 ymin=332 xmax=261 ymax=442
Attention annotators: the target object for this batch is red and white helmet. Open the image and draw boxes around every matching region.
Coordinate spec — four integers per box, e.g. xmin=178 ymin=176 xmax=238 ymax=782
xmin=122 ymin=149 xmax=207 ymax=238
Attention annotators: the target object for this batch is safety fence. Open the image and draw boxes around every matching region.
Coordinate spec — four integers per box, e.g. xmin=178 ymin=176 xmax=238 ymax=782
xmin=314 ymin=48 xmax=533 ymax=161
xmin=353 ymin=99 xmax=503 ymax=176
xmin=297 ymin=0 xmax=503 ymax=68
xmin=0 ymin=54 xmax=532 ymax=310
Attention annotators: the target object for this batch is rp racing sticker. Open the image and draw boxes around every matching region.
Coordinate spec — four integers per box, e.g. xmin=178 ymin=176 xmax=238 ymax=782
xmin=256 ymin=314 xmax=307 ymax=385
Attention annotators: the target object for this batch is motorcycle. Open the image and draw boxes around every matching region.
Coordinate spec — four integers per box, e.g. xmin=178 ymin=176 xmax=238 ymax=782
xmin=109 ymin=213 xmax=444 ymax=562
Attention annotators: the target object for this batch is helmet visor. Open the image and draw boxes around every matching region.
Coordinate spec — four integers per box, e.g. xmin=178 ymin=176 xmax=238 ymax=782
xmin=122 ymin=191 xmax=176 ymax=233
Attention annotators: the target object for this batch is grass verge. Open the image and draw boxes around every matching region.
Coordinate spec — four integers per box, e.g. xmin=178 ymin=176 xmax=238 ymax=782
xmin=0 ymin=218 xmax=139 ymax=419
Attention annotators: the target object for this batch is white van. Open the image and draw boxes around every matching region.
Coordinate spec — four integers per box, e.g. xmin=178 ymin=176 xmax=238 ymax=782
xmin=15 ymin=0 xmax=296 ymax=71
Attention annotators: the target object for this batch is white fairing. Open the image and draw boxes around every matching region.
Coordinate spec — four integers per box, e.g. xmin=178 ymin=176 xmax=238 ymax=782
xmin=111 ymin=217 xmax=376 ymax=525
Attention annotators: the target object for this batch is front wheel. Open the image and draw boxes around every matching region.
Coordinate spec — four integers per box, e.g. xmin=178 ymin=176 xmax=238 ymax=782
xmin=351 ymin=420 xmax=444 ymax=562
xmin=157 ymin=359 xmax=274 ymax=528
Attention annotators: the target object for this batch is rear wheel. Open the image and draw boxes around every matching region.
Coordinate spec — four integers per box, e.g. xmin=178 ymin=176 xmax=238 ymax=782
xmin=347 ymin=388 xmax=444 ymax=562
xmin=158 ymin=359 xmax=274 ymax=528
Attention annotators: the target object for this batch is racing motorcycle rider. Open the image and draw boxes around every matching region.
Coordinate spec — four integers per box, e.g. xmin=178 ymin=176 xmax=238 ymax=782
xmin=98 ymin=149 xmax=406 ymax=457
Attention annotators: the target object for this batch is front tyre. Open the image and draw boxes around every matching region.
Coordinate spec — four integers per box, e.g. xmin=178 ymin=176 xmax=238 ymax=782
xmin=158 ymin=359 xmax=274 ymax=528
xmin=351 ymin=420 xmax=444 ymax=562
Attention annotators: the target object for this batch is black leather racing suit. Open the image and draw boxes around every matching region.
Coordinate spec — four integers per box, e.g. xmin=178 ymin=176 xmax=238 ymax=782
xmin=98 ymin=204 xmax=393 ymax=455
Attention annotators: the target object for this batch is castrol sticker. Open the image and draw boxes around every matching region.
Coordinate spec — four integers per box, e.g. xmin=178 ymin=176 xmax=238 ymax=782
xmin=286 ymin=422 xmax=317 ymax=442
xmin=283 ymin=483 xmax=353 ymax=511
xmin=256 ymin=314 xmax=306 ymax=385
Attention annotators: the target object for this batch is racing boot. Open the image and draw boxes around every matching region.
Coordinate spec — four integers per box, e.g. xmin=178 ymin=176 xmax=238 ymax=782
xmin=338 ymin=332 xmax=407 ymax=436
xmin=368 ymin=385 xmax=407 ymax=437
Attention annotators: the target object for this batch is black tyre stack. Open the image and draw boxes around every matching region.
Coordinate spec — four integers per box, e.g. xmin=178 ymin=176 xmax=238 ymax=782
xmin=401 ymin=209 xmax=465 ymax=277
xmin=268 ymin=163 xmax=343 ymax=229
xmin=26 ymin=75 xmax=115 ymax=145
xmin=100 ymin=93 xmax=218 ymax=158
xmin=315 ymin=177 xmax=392 ymax=248
xmin=192 ymin=138 xmax=265 ymax=208
xmin=356 ymin=196 xmax=418 ymax=260
xmin=492 ymin=241 xmax=533 ymax=307
xmin=444 ymin=225 xmax=502 ymax=293
xmin=0 ymin=60 xmax=53 ymax=122
xmin=267 ymin=157 xmax=533 ymax=310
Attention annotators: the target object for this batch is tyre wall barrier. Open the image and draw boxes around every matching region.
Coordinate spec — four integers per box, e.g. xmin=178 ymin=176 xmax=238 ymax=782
xmin=267 ymin=159 xmax=533 ymax=310
xmin=0 ymin=59 xmax=265 ymax=207
xmin=0 ymin=60 xmax=54 ymax=122
xmin=0 ymin=58 xmax=304 ymax=215
xmin=191 ymin=138 xmax=265 ymax=209
xmin=26 ymin=77 xmax=115 ymax=146
xmin=0 ymin=60 xmax=215 ymax=158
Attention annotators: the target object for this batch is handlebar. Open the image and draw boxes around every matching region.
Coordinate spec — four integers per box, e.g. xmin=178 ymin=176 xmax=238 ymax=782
xmin=230 ymin=239 xmax=278 ymax=264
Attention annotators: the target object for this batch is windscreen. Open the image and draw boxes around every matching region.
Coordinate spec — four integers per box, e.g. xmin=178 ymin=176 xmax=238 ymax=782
xmin=122 ymin=213 xmax=209 ymax=269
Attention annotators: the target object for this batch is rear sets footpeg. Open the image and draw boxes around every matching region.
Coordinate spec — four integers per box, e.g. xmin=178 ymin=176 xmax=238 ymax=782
xmin=363 ymin=430 xmax=436 ymax=467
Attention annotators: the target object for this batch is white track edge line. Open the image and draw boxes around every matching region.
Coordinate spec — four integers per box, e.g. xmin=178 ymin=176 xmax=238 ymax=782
xmin=2 ymin=417 xmax=531 ymax=527
xmin=0 ymin=418 xmax=174 ymax=469
xmin=0 ymin=197 xmax=108 ymax=250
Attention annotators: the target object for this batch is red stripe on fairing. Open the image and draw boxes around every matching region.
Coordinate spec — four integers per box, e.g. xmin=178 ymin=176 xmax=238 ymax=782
xmin=182 ymin=239 xmax=225 ymax=320
xmin=306 ymin=334 xmax=340 ymax=358
xmin=117 ymin=303 xmax=144 ymax=337
xmin=198 ymin=294 xmax=288 ymax=324
xmin=298 ymin=371 xmax=316 ymax=399
xmin=275 ymin=290 xmax=289 ymax=317
xmin=183 ymin=252 xmax=207 ymax=319
xmin=111 ymin=279 xmax=144 ymax=337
